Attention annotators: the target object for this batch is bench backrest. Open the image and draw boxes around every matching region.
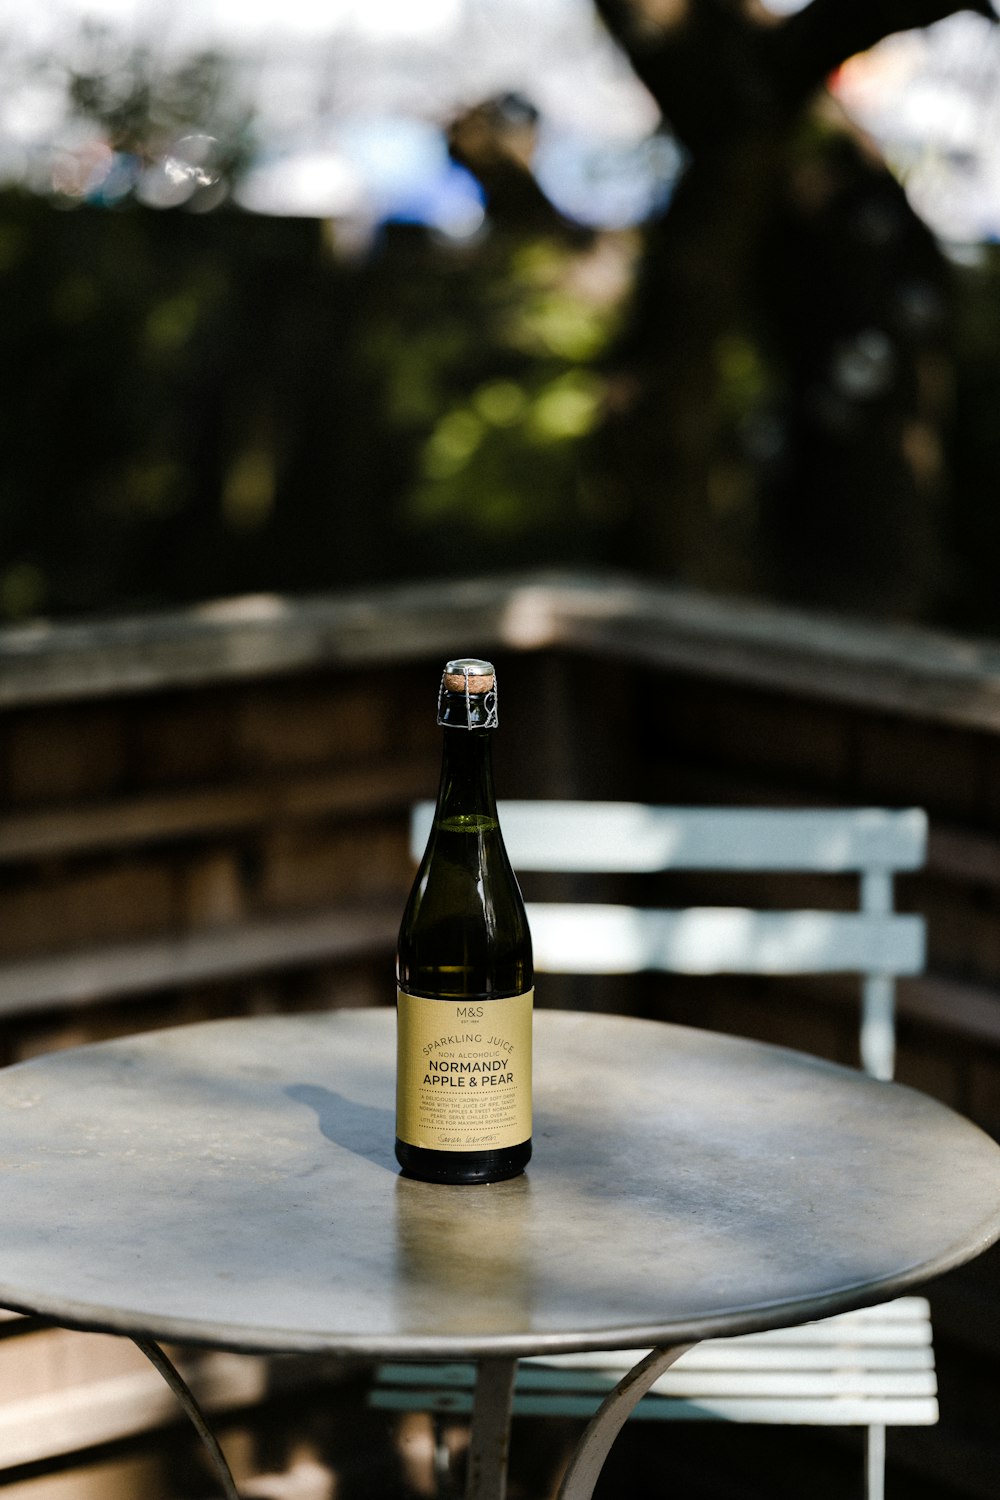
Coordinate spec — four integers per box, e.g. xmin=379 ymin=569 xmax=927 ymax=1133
xmin=409 ymin=802 xmax=928 ymax=1081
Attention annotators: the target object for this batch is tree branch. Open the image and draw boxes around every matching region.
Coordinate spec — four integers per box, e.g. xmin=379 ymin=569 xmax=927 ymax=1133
xmin=592 ymin=0 xmax=775 ymax=148
xmin=769 ymin=0 xmax=996 ymax=111
xmin=592 ymin=0 xmax=997 ymax=146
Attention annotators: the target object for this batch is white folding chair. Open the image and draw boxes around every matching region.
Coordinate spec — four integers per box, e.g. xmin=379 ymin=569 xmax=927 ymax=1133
xmin=377 ymin=802 xmax=932 ymax=1500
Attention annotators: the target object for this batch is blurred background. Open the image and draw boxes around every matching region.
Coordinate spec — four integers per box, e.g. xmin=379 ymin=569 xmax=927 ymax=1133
xmin=4 ymin=0 xmax=1000 ymax=629
xmin=7 ymin=7 xmax=1000 ymax=1497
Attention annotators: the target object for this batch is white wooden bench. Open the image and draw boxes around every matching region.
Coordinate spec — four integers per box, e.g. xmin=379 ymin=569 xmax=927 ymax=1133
xmin=375 ymin=803 xmax=932 ymax=1500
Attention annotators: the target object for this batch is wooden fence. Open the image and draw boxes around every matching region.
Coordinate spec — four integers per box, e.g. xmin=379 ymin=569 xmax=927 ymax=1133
xmin=2 ymin=571 xmax=1000 ymax=1498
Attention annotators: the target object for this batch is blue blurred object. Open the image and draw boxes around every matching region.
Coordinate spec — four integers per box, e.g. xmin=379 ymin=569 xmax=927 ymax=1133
xmin=337 ymin=115 xmax=485 ymax=236
xmin=533 ymin=128 xmax=685 ymax=228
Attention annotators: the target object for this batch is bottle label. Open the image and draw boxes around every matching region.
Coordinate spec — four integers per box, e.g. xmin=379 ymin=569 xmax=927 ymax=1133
xmin=396 ymin=989 xmax=533 ymax=1152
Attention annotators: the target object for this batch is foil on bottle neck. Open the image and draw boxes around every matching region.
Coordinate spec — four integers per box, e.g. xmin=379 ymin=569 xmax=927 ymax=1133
xmin=437 ymin=658 xmax=498 ymax=729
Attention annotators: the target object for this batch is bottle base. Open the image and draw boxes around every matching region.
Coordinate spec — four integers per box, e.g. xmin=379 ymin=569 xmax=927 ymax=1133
xmin=395 ymin=1138 xmax=531 ymax=1185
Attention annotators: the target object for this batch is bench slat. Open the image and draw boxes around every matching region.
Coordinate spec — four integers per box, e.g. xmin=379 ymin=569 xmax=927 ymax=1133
xmin=375 ymin=1364 xmax=935 ymax=1397
xmin=371 ymin=1389 xmax=940 ymax=1427
xmin=411 ymin=804 xmax=929 ymax=874
xmin=524 ymin=1346 xmax=934 ymax=1371
xmin=527 ymin=905 xmax=926 ymax=976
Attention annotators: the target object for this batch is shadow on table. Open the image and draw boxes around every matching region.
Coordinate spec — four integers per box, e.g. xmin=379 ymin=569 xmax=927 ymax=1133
xmin=285 ymin=1084 xmax=396 ymax=1173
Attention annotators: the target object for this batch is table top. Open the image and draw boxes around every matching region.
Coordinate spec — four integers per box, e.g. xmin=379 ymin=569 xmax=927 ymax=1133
xmin=1 ymin=1009 xmax=999 ymax=1360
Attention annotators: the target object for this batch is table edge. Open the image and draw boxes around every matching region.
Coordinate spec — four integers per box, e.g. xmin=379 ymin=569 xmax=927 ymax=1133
xmin=4 ymin=1215 xmax=999 ymax=1359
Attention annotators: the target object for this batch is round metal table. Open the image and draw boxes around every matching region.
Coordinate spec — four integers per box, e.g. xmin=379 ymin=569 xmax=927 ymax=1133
xmin=1 ymin=1009 xmax=999 ymax=1499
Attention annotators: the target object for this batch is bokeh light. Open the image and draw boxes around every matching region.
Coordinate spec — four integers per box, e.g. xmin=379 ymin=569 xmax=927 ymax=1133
xmin=2 ymin=0 xmax=998 ymax=243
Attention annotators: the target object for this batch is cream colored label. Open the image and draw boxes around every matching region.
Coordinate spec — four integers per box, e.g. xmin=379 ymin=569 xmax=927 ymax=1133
xmin=396 ymin=990 xmax=533 ymax=1152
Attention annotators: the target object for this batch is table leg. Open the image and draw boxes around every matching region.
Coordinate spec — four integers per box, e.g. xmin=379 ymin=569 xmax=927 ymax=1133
xmin=131 ymin=1336 xmax=241 ymax=1500
xmin=465 ymin=1356 xmax=518 ymax=1500
xmin=556 ymin=1343 xmax=696 ymax=1500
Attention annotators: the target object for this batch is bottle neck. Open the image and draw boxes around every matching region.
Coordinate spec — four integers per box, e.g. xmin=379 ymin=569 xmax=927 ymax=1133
xmin=436 ymin=725 xmax=497 ymax=824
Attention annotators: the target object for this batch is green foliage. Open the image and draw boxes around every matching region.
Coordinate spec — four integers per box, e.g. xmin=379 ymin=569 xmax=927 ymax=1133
xmin=4 ymin=124 xmax=1000 ymax=632
xmin=0 ymin=196 xmax=630 ymax=621
xmin=398 ymin=237 xmax=618 ymax=546
xmin=0 ymin=196 xmax=315 ymax=616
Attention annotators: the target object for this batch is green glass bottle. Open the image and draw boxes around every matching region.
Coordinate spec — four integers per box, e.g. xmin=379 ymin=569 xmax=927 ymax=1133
xmin=396 ymin=658 xmax=533 ymax=1184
